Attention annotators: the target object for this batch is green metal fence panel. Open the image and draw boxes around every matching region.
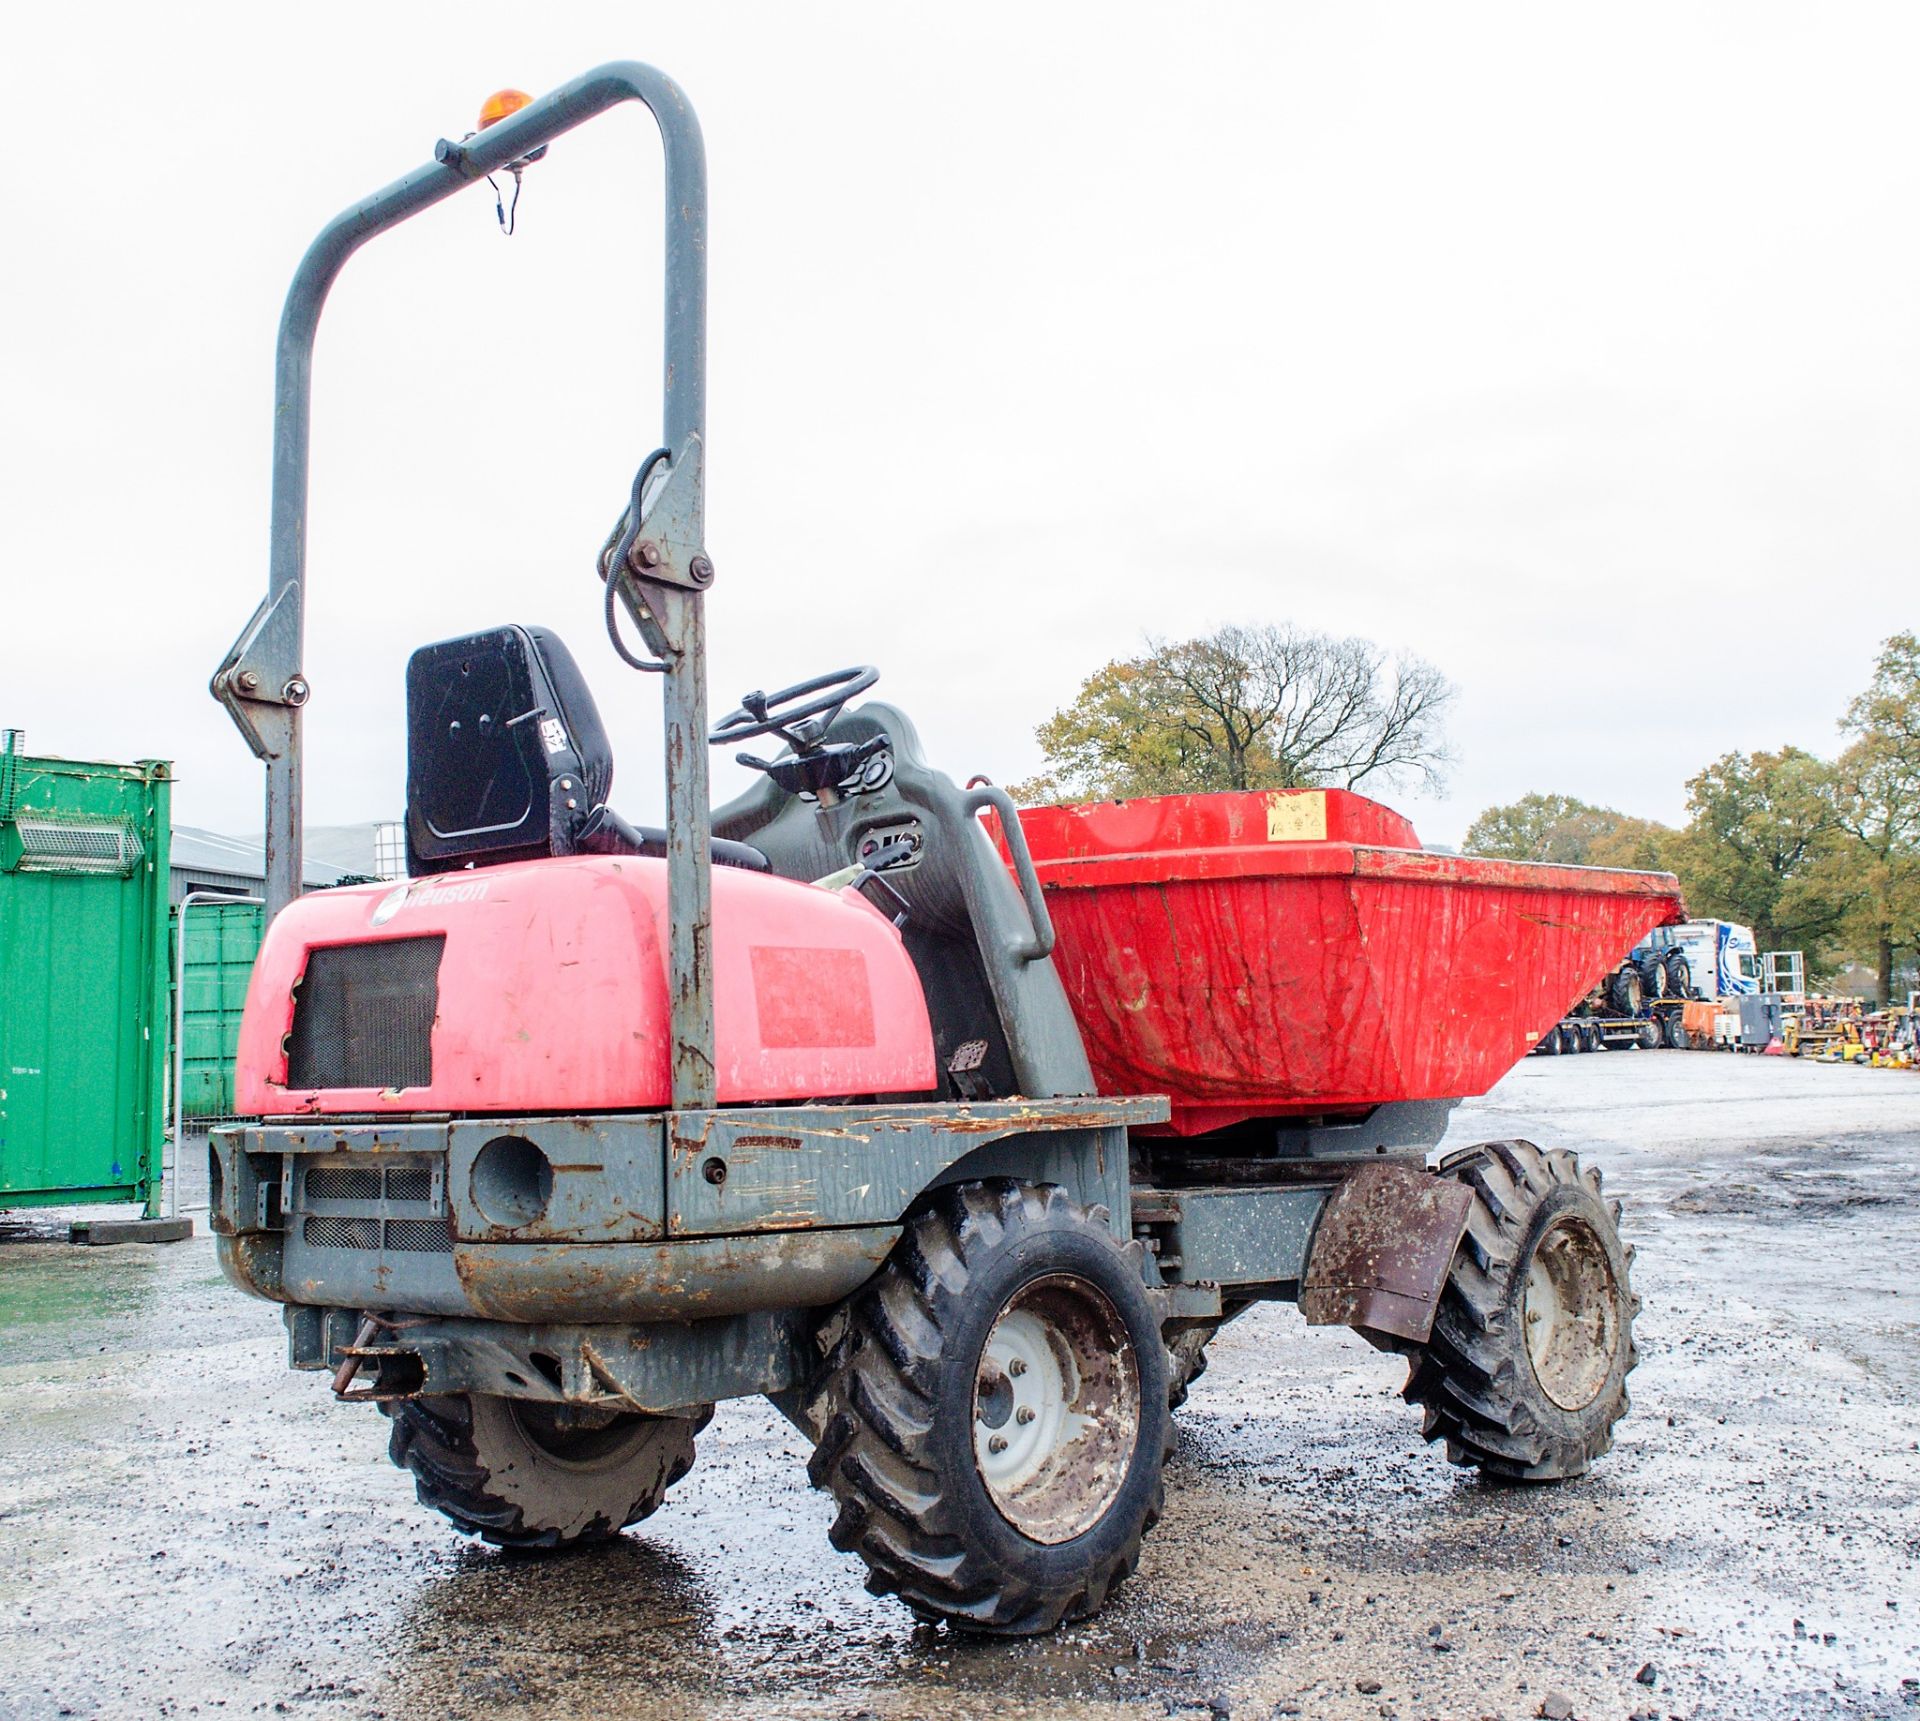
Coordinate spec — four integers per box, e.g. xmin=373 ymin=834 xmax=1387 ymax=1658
xmin=172 ymin=900 xmax=264 ymax=1120
xmin=0 ymin=738 xmax=172 ymax=1212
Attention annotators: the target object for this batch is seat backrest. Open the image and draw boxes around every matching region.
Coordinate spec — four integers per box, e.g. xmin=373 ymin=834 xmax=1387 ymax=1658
xmin=405 ymin=625 xmax=613 ymax=876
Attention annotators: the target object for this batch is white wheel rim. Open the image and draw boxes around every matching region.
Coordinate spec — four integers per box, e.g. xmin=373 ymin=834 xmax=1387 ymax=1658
xmin=975 ymin=1308 xmax=1081 ymax=1492
xmin=972 ymin=1274 xmax=1141 ymax=1544
xmin=1522 ymin=1217 xmax=1620 ymax=1411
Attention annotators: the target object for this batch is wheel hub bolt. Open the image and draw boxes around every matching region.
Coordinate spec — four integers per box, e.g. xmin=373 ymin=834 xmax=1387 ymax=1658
xmin=1015 ymin=1406 xmax=1036 ymax=1425
xmin=1008 ymin=1358 xmax=1026 ymax=1377
xmin=988 ymin=1434 xmax=1009 ymax=1454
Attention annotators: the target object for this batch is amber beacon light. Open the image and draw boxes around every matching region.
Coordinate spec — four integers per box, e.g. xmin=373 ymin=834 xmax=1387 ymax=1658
xmin=478 ymin=88 xmax=534 ymax=129
xmin=467 ymin=88 xmax=543 ymax=233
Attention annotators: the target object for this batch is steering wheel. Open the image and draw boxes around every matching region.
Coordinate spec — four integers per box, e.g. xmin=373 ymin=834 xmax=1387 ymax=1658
xmin=709 ymin=666 xmax=878 ymax=749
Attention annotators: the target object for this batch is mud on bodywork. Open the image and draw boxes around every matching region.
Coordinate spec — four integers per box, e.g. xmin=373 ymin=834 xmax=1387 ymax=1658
xmin=210 ymin=1098 xmax=1163 ymax=1413
xmin=1297 ymin=1161 xmax=1475 ymax=1343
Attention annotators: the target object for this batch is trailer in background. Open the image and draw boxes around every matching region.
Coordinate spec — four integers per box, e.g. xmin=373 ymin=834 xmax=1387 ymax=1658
xmin=1531 ymin=918 xmax=1819 ymax=1057
xmin=1531 ymin=1011 xmax=1666 ymax=1054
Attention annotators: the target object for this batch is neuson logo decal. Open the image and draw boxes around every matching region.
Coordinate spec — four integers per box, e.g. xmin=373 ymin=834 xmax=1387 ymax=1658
xmin=370 ymin=878 xmax=492 ymax=926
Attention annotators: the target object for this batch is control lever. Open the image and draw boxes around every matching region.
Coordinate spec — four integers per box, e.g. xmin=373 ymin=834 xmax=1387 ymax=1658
xmin=737 ymin=732 xmax=892 ymax=808
xmin=812 ymin=833 xmax=917 ymax=928
xmin=856 ymin=833 xmax=917 ymax=875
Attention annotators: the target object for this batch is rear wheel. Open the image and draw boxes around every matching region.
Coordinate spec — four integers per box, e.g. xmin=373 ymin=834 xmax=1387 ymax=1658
xmin=1583 ymin=1021 xmax=1606 ymax=1053
xmin=1401 ymin=1141 xmax=1638 ymax=1481
xmin=1167 ymin=1298 xmax=1251 ymax=1410
xmin=1664 ymin=950 xmax=1692 ymax=999
xmin=806 ymin=1181 xmax=1170 ymax=1634
xmin=1664 ymin=1013 xmax=1691 ymax=1050
xmin=1167 ymin=1323 xmax=1216 ymax=1401
xmin=385 ymin=1393 xmax=707 ymax=1550
xmin=1636 ymin=954 xmax=1666 ymax=1001
xmin=1540 ymin=1024 xmax=1564 ymax=1055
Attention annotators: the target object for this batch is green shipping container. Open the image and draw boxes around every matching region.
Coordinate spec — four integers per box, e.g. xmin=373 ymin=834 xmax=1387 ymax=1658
xmin=0 ymin=736 xmax=172 ymax=1212
xmin=171 ymin=898 xmax=264 ymax=1121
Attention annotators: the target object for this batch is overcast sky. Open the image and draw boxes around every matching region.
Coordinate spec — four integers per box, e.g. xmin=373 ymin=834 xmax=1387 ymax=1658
xmin=6 ymin=5 xmax=1916 ymax=848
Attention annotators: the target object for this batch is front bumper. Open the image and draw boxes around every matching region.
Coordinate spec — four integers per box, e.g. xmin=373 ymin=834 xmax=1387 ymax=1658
xmin=207 ymin=1114 xmax=901 ymax=1324
xmin=208 ymin=1098 xmax=1151 ymax=1324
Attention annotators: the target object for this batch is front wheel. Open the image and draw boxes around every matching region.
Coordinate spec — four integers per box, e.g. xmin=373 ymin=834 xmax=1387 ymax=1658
xmin=1609 ymin=966 xmax=1644 ymax=1017
xmin=385 ymin=1393 xmax=707 ymax=1550
xmin=1402 ymin=1141 xmax=1638 ymax=1481
xmin=806 ymin=1181 xmax=1171 ymax=1634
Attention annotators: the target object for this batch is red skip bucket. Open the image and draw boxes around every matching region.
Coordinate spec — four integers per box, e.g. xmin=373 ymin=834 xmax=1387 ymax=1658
xmin=1006 ymin=789 xmax=1685 ymax=1136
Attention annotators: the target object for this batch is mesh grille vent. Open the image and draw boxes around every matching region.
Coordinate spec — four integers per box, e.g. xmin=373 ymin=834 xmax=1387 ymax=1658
xmin=286 ymin=936 xmax=444 ymax=1091
xmin=384 ymin=1218 xmax=454 ymax=1254
xmin=13 ymin=818 xmax=142 ymax=877
xmin=303 ymin=1216 xmax=381 ymax=1250
xmin=385 ymin=1168 xmax=433 ymax=1203
xmin=306 ymin=1166 xmax=381 ymax=1202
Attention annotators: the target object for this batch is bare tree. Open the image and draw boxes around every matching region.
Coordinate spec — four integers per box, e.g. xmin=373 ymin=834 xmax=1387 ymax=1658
xmin=1014 ymin=623 xmax=1455 ymax=803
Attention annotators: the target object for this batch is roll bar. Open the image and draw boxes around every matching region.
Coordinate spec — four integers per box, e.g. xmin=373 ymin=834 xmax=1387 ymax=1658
xmin=211 ymin=62 xmax=719 ymax=1106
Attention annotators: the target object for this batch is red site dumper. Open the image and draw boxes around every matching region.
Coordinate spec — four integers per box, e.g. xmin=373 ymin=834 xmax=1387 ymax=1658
xmin=207 ymin=64 xmax=1685 ymax=1634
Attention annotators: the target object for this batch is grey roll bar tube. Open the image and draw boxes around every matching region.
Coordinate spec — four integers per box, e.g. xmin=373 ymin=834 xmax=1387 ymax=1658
xmin=211 ymin=62 xmax=719 ymax=1107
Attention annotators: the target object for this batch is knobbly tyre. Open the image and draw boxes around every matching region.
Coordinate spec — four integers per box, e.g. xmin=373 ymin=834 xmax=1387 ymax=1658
xmin=207 ymin=64 xmax=1683 ymax=1635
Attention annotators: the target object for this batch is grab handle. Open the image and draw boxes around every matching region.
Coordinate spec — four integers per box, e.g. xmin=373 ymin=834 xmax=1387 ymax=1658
xmin=965 ymin=785 xmax=1055 ymax=964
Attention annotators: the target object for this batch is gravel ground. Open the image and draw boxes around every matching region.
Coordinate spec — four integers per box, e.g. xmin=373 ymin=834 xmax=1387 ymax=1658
xmin=2 ymin=1052 xmax=1916 ymax=1721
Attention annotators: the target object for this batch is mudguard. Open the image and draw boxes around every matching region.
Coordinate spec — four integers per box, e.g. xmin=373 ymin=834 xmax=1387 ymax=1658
xmin=1298 ymin=1162 xmax=1475 ymax=1344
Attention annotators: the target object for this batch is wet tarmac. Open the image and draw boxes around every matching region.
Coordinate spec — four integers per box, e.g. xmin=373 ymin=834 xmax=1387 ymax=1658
xmin=2 ymin=1053 xmax=1916 ymax=1721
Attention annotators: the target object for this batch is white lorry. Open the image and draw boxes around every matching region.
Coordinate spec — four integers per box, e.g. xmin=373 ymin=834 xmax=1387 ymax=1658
xmin=1636 ymin=919 xmax=1760 ymax=1002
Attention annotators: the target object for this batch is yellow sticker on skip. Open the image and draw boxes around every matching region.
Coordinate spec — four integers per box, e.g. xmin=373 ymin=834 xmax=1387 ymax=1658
xmin=1265 ymin=790 xmax=1327 ymax=842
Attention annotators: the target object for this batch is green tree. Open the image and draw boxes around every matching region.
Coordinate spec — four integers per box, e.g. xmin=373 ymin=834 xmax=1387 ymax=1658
xmin=1587 ymin=815 xmax=1686 ymax=875
xmin=1678 ymin=746 xmax=1847 ymax=956
xmin=1011 ymin=624 xmax=1454 ymax=804
xmin=1827 ymin=633 xmax=1920 ymax=1003
xmin=1462 ymin=793 xmax=1679 ymax=868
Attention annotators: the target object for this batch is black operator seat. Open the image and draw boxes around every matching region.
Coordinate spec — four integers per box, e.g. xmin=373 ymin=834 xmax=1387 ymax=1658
xmin=403 ymin=624 xmax=769 ymax=876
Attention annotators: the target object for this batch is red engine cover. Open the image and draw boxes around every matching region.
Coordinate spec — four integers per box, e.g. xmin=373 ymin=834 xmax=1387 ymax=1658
xmin=235 ymin=857 xmax=936 ymax=1115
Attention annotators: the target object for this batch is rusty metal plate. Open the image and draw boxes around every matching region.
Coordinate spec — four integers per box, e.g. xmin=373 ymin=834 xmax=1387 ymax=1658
xmin=1163 ymin=1185 xmax=1331 ymax=1286
xmin=1298 ymin=1161 xmax=1473 ymax=1343
xmin=448 ymin=1117 xmax=667 ymax=1245
xmin=665 ymin=1098 xmax=1159 ymax=1238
